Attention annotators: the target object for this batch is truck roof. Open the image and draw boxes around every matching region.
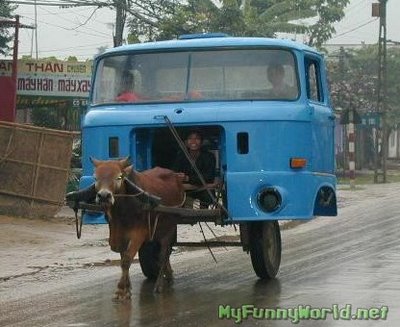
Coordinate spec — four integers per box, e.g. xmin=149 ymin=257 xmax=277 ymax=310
xmin=101 ymin=36 xmax=319 ymax=57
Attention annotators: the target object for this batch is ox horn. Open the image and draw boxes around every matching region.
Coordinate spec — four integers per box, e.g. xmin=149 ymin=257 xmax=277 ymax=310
xmin=90 ymin=156 xmax=101 ymax=167
xmin=119 ymin=156 xmax=131 ymax=168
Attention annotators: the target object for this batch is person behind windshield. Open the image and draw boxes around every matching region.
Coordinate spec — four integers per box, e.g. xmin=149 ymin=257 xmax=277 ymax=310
xmin=267 ymin=64 xmax=298 ymax=99
xmin=116 ymin=73 xmax=140 ymax=102
xmin=172 ymin=129 xmax=217 ymax=208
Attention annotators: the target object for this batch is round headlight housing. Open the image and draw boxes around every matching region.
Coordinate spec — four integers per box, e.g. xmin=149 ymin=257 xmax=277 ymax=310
xmin=257 ymin=187 xmax=282 ymax=213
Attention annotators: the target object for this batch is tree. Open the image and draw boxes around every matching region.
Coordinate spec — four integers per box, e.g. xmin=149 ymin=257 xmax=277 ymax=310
xmin=31 ymin=106 xmax=64 ymax=129
xmin=329 ymin=46 xmax=377 ymax=115
xmin=126 ymin=0 xmax=182 ymax=42
xmin=242 ymin=0 xmax=312 ymax=37
xmin=305 ymin=0 xmax=350 ymax=48
xmin=329 ymin=45 xmax=400 ymax=123
xmin=0 ymin=1 xmax=17 ymax=55
xmin=67 ymin=56 xmax=78 ymax=62
xmin=328 ymin=45 xmax=400 ymax=169
xmin=125 ymin=0 xmax=349 ymax=48
xmin=240 ymin=0 xmax=350 ymax=46
xmin=96 ymin=46 xmax=108 ymax=55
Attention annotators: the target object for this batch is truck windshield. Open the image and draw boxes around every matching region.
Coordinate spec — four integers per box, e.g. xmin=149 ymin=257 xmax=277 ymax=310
xmin=92 ymin=49 xmax=299 ymax=105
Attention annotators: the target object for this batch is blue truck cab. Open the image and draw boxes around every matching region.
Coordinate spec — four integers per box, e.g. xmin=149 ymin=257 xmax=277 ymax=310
xmin=81 ymin=35 xmax=337 ymax=224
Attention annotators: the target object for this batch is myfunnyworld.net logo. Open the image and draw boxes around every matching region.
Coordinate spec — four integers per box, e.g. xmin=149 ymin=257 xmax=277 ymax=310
xmin=218 ymin=304 xmax=389 ymax=324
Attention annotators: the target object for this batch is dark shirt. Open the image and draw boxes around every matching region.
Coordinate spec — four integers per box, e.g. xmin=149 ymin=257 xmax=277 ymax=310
xmin=172 ymin=149 xmax=216 ymax=185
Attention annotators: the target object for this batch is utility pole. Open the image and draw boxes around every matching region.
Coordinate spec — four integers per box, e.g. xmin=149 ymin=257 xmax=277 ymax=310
xmin=0 ymin=16 xmax=33 ymax=122
xmin=113 ymin=0 xmax=127 ymax=47
xmin=30 ymin=0 xmax=39 ymax=59
xmin=338 ymin=47 xmax=347 ymax=178
xmin=373 ymin=0 xmax=388 ymax=183
xmin=12 ymin=15 xmax=19 ymax=96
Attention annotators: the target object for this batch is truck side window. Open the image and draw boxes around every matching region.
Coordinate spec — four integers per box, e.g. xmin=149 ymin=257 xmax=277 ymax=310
xmin=306 ymin=59 xmax=323 ymax=102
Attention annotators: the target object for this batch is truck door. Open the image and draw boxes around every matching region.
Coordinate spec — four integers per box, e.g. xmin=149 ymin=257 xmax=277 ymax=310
xmin=305 ymin=55 xmax=335 ymax=174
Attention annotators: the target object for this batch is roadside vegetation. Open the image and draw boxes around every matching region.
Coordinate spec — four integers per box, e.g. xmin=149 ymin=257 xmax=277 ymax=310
xmin=337 ymin=169 xmax=400 ymax=185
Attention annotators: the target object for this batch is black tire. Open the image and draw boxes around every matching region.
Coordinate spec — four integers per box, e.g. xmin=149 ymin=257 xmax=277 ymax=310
xmin=139 ymin=241 xmax=161 ymax=280
xmin=249 ymin=221 xmax=281 ymax=279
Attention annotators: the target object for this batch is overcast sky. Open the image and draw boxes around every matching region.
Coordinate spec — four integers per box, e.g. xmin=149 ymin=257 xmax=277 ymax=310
xmin=10 ymin=0 xmax=400 ymax=61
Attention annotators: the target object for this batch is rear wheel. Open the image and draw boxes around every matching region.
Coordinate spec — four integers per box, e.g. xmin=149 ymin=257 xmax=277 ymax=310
xmin=249 ymin=221 xmax=281 ymax=279
xmin=139 ymin=241 xmax=161 ymax=280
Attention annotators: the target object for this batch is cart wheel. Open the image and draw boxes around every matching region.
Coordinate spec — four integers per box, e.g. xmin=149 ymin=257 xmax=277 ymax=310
xmin=249 ymin=221 xmax=281 ymax=279
xmin=139 ymin=241 xmax=161 ymax=280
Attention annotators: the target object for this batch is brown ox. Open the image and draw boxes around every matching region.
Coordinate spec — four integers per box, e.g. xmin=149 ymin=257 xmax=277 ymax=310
xmin=91 ymin=157 xmax=185 ymax=300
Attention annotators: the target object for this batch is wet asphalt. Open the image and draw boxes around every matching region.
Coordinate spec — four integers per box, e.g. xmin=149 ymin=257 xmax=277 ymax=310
xmin=1 ymin=184 xmax=400 ymax=327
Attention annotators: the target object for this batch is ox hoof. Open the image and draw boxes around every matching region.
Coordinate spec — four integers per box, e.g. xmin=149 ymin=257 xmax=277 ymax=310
xmin=153 ymin=279 xmax=164 ymax=294
xmin=153 ymin=280 xmax=170 ymax=293
xmin=113 ymin=289 xmax=131 ymax=302
xmin=153 ymin=285 xmax=163 ymax=294
xmin=164 ymin=273 xmax=174 ymax=284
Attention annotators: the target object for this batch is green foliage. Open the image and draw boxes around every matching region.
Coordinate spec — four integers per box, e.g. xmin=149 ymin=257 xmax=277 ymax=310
xmin=126 ymin=0 xmax=348 ymax=47
xmin=328 ymin=45 xmax=400 ymax=130
xmin=66 ymin=56 xmax=78 ymax=62
xmin=96 ymin=46 xmax=108 ymax=54
xmin=248 ymin=0 xmax=312 ymax=37
xmin=306 ymin=0 xmax=350 ymax=48
xmin=0 ymin=2 xmax=17 ymax=55
xmin=41 ymin=56 xmax=59 ymax=61
xmin=127 ymin=0 xmax=180 ymax=41
xmin=20 ymin=55 xmax=32 ymax=60
xmin=213 ymin=0 xmax=246 ymax=36
xmin=31 ymin=106 xmax=82 ymax=131
xmin=31 ymin=107 xmax=63 ymax=129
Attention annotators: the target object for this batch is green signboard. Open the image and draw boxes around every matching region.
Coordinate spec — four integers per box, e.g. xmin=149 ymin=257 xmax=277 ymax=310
xmin=360 ymin=112 xmax=381 ymax=127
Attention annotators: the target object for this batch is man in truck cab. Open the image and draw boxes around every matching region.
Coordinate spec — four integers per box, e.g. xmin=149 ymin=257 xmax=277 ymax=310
xmin=172 ymin=129 xmax=218 ymax=208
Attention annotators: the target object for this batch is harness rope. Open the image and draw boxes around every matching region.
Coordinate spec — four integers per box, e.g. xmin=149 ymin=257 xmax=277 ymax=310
xmin=148 ymin=212 xmax=160 ymax=240
xmin=114 ymin=191 xmax=144 ymax=198
xmin=146 ymin=192 xmax=186 ymax=241
xmin=114 ymin=177 xmax=186 ymax=241
xmin=167 ymin=192 xmax=187 ymax=208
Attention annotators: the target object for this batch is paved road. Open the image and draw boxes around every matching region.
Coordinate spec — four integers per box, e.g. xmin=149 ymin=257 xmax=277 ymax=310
xmin=1 ymin=183 xmax=400 ymax=326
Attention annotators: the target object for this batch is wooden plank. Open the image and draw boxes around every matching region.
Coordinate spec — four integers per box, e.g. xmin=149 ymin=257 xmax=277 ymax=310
xmin=0 ymin=121 xmax=79 ymax=137
xmin=31 ymin=130 xmax=45 ymax=207
xmin=0 ymin=156 xmax=70 ymax=172
xmin=154 ymin=205 xmax=222 ymax=218
xmin=0 ymin=190 xmax=63 ymax=205
xmin=0 ymin=122 xmax=74 ymax=217
xmin=175 ymin=241 xmax=242 ymax=247
xmin=0 ymin=128 xmax=15 ymax=165
xmin=70 ymin=202 xmax=222 ymax=217
xmin=69 ymin=202 xmax=223 ymax=223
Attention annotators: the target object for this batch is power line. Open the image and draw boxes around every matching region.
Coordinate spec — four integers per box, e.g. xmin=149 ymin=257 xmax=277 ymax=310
xmin=35 ymin=5 xmax=110 ymax=25
xmin=331 ymin=18 xmax=379 ymax=40
xmin=71 ymin=6 xmax=100 ymax=30
xmin=9 ymin=0 xmax=112 ymax=7
xmin=18 ymin=42 xmax=109 ymax=54
xmin=37 ymin=5 xmax=110 ymax=36
xmin=57 ymin=0 xmax=109 ymax=6
xmin=19 ymin=14 xmax=110 ymax=39
xmin=9 ymin=1 xmax=94 ymax=7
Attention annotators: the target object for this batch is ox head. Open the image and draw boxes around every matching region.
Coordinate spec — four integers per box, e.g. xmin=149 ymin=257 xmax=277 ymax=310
xmin=91 ymin=157 xmax=131 ymax=208
xmin=91 ymin=157 xmax=133 ymax=253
